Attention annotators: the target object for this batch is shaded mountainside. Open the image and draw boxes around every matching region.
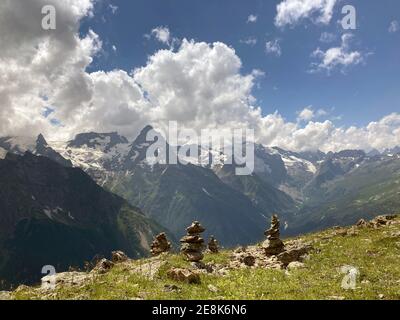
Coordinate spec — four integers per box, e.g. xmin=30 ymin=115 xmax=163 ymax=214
xmin=0 ymin=153 xmax=166 ymax=288
xmin=106 ymin=163 xmax=269 ymax=247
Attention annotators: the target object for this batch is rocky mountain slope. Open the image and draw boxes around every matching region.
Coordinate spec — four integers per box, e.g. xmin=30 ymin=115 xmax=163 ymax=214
xmin=2 ymin=127 xmax=400 ymax=247
xmin=49 ymin=127 xmax=297 ymax=246
xmin=0 ymin=152 xmax=165 ymax=289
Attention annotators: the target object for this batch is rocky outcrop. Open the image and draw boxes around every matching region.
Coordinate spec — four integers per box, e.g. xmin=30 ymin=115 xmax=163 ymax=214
xmin=207 ymin=236 xmax=219 ymax=253
xmin=91 ymin=259 xmax=114 ymax=274
xmin=150 ymin=233 xmax=171 ymax=256
xmin=230 ymin=217 xmax=313 ymax=269
xmin=180 ymin=221 xmax=205 ymax=262
xmin=167 ymin=268 xmax=201 ymax=284
xmin=356 ymin=215 xmax=398 ymax=229
xmin=112 ymin=251 xmax=128 ymax=263
xmin=276 ymin=242 xmax=312 ymax=266
xmin=41 ymin=271 xmax=93 ymax=289
xmin=262 ymin=215 xmax=285 ymax=255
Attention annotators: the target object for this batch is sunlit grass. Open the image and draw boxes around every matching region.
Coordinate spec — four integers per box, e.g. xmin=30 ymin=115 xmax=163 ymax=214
xmin=12 ymin=217 xmax=400 ymax=300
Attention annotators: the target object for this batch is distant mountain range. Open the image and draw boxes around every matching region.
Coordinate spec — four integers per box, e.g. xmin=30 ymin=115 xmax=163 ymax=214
xmin=1 ymin=126 xmax=399 ymax=287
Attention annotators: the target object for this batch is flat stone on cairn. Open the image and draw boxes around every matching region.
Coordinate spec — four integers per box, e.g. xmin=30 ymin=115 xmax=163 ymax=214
xmin=181 ymin=221 xmax=205 ymax=262
xmin=150 ymin=232 xmax=171 ymax=256
xmin=262 ymin=215 xmax=285 ymax=255
xmin=207 ymin=236 xmax=219 ymax=253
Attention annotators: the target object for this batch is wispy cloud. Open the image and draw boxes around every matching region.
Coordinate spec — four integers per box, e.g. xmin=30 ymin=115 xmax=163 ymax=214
xmin=319 ymin=32 xmax=336 ymax=43
xmin=389 ymin=20 xmax=399 ymax=33
xmin=109 ymin=4 xmax=118 ymax=14
xmin=240 ymin=37 xmax=257 ymax=46
xmin=146 ymin=26 xmax=179 ymax=49
xmin=247 ymin=14 xmax=258 ymax=23
xmin=265 ymin=39 xmax=282 ymax=57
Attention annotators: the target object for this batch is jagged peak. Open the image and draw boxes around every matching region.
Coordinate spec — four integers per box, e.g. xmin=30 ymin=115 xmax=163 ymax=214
xmin=36 ymin=133 xmax=48 ymax=147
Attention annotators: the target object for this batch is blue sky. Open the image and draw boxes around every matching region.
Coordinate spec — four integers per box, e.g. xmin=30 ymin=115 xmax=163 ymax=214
xmin=80 ymin=0 xmax=400 ymax=127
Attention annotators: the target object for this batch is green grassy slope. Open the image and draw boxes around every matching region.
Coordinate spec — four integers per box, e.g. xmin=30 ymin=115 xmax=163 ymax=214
xmin=10 ymin=215 xmax=400 ymax=300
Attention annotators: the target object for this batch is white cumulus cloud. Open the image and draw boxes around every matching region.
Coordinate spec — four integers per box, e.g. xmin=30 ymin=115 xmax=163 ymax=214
xmin=310 ymin=34 xmax=365 ymax=74
xmin=0 ymin=0 xmax=399 ymax=153
xmin=297 ymin=107 xmax=315 ymax=121
xmin=275 ymin=0 xmax=337 ymax=27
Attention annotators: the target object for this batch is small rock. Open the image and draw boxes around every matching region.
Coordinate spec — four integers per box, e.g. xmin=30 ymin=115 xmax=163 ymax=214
xmin=356 ymin=219 xmax=370 ymax=228
xmin=187 ymin=221 xmax=206 ymax=234
xmin=208 ymin=284 xmax=219 ymax=293
xmin=191 ymin=262 xmax=214 ymax=273
xmin=91 ymin=258 xmax=114 ymax=274
xmin=287 ymin=261 xmax=306 ymax=270
xmin=163 ymin=284 xmax=181 ymax=292
xmin=346 ymin=227 xmax=359 ymax=236
xmin=277 ymin=244 xmax=313 ymax=266
xmin=234 ymin=246 xmax=246 ymax=253
xmin=111 ymin=250 xmax=128 ymax=263
xmin=378 ymin=294 xmax=385 ymax=299
xmin=167 ymin=268 xmax=201 ymax=284
xmin=207 ymin=236 xmax=219 ymax=253
xmin=241 ymin=255 xmax=256 ymax=267
xmin=390 ymin=231 xmax=400 ymax=238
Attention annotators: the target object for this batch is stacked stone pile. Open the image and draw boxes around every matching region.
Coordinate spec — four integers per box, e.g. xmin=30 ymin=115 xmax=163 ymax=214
xmin=180 ymin=221 xmax=205 ymax=262
xmin=150 ymin=233 xmax=171 ymax=256
xmin=262 ymin=215 xmax=285 ymax=255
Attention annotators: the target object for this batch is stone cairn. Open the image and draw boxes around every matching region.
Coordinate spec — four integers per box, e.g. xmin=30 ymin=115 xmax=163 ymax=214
xmin=262 ymin=215 xmax=285 ymax=255
xmin=150 ymin=232 xmax=171 ymax=256
xmin=207 ymin=235 xmax=219 ymax=253
xmin=180 ymin=221 xmax=205 ymax=262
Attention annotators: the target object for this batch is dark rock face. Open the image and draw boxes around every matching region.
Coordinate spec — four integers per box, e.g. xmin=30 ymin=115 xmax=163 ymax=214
xmin=35 ymin=134 xmax=73 ymax=167
xmin=0 ymin=134 xmax=72 ymax=168
xmin=0 ymin=153 xmax=162 ymax=289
